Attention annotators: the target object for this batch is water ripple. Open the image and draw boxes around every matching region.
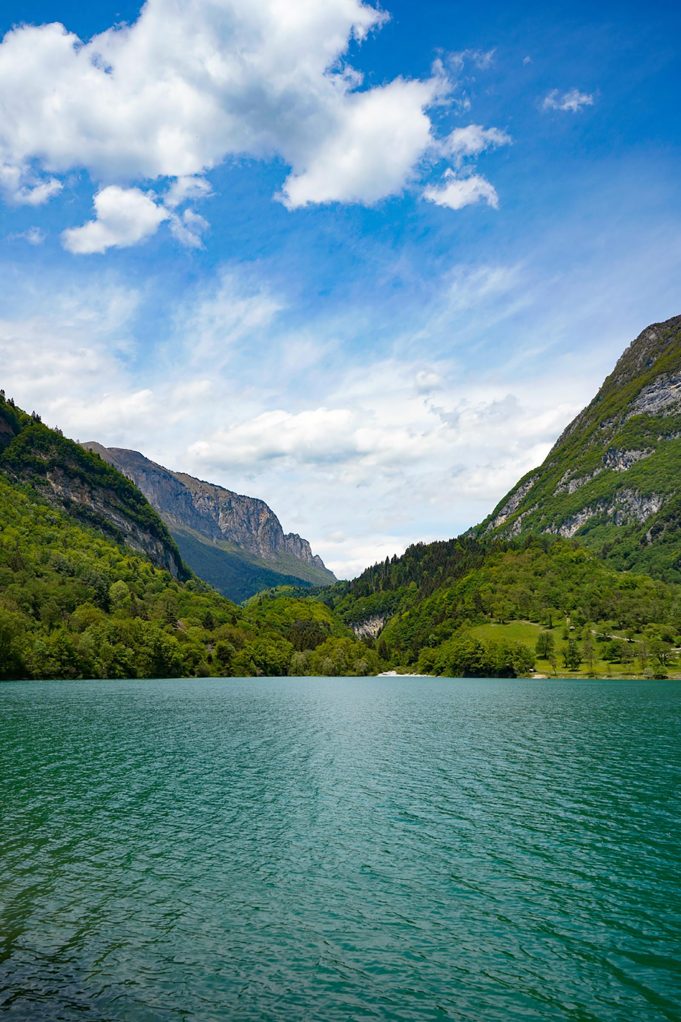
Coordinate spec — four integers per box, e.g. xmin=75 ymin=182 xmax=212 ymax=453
xmin=1 ymin=676 xmax=680 ymax=1020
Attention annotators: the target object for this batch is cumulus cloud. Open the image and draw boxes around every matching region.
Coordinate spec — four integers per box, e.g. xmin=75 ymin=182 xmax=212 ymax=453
xmin=423 ymin=171 xmax=499 ymax=211
xmin=190 ymin=408 xmax=358 ymax=466
xmin=189 ymin=404 xmax=443 ymax=471
xmin=281 ymin=77 xmax=438 ymax=207
xmin=62 ymin=186 xmax=169 ymax=254
xmin=542 ymin=88 xmax=594 ymax=113
xmin=0 ymin=0 xmax=506 ymax=243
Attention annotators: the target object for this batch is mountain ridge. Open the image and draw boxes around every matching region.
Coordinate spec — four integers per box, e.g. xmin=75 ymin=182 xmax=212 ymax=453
xmin=82 ymin=443 xmax=335 ymax=600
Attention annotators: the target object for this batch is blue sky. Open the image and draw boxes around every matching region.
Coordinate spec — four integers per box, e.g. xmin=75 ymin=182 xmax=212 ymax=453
xmin=1 ymin=0 xmax=680 ymax=576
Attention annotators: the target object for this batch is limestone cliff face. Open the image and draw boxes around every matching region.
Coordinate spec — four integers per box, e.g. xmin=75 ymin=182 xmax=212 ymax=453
xmin=83 ymin=444 xmax=335 ymax=586
xmin=478 ymin=314 xmax=681 ymax=580
xmin=38 ymin=464 xmax=185 ymax=577
xmin=0 ymin=404 xmax=187 ymax=579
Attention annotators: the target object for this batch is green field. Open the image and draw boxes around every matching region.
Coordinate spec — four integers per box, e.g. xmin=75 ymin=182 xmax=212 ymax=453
xmin=467 ymin=620 xmax=679 ymax=679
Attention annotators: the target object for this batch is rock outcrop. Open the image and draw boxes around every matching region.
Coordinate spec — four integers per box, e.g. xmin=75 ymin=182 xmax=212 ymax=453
xmin=350 ymin=614 xmax=388 ymax=639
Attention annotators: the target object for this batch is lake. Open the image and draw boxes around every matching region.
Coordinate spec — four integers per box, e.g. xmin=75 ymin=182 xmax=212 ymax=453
xmin=1 ymin=676 xmax=679 ymax=1020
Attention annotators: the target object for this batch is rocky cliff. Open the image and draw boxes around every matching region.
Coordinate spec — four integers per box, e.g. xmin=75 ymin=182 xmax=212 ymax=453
xmin=0 ymin=397 xmax=187 ymax=579
xmin=83 ymin=444 xmax=335 ymax=598
xmin=478 ymin=314 xmax=681 ymax=579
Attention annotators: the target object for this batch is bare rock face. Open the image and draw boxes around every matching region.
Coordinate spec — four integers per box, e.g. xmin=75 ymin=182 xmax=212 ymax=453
xmin=547 ymin=490 xmax=665 ymax=539
xmin=351 ymin=614 xmax=388 ymax=639
xmin=41 ymin=464 xmax=184 ymax=578
xmin=628 ymin=371 xmax=681 ymax=418
xmin=486 ymin=475 xmax=537 ymax=530
xmin=83 ymin=444 xmax=335 ymax=585
xmin=602 ymin=448 xmax=651 ymax=471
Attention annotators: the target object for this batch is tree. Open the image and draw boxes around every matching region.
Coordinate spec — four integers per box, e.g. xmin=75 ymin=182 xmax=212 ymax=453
xmin=109 ymin=579 xmax=132 ymax=615
xmin=563 ymin=639 xmax=582 ymax=671
xmin=582 ymin=635 xmax=597 ymax=675
xmin=535 ymin=631 xmax=555 ymax=658
xmin=650 ymin=638 xmax=673 ymax=676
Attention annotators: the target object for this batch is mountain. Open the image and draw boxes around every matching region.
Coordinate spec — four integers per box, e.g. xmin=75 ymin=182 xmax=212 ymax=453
xmin=0 ymin=395 xmax=186 ymax=579
xmin=82 ymin=444 xmax=336 ymax=601
xmin=476 ymin=314 xmax=681 ymax=580
xmin=0 ymin=392 xmax=374 ymax=681
xmin=312 ymin=315 xmax=681 ymax=677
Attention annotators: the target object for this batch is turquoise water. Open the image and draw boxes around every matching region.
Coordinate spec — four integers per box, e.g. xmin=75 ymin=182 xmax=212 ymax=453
xmin=1 ymin=677 xmax=679 ymax=1021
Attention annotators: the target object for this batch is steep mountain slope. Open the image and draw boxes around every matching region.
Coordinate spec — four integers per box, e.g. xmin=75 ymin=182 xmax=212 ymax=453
xmin=0 ymin=469 xmax=376 ymax=681
xmin=478 ymin=314 xmax=681 ymax=580
xmin=82 ymin=444 xmax=336 ymax=600
xmin=0 ymin=394 xmax=373 ymax=680
xmin=0 ymin=395 xmax=186 ymax=579
xmin=308 ymin=315 xmax=681 ymax=675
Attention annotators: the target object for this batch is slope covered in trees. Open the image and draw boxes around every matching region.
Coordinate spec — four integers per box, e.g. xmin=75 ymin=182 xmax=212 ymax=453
xmin=316 ymin=534 xmax=681 ymax=678
xmin=0 ymin=470 xmax=379 ymax=680
xmin=0 ymin=394 xmax=377 ymax=680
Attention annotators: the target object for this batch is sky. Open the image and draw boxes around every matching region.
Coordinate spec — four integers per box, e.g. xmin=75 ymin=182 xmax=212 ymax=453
xmin=0 ymin=0 xmax=680 ymax=577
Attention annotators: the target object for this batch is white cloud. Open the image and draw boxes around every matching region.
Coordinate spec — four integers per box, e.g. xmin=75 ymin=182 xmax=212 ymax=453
xmin=446 ymin=49 xmax=496 ymax=74
xmin=165 ymin=176 xmax=212 ymax=209
xmin=542 ymin=88 xmax=594 ymax=113
xmin=281 ymin=77 xmax=438 ymax=207
xmin=414 ymin=369 xmax=443 ymax=394
xmin=0 ymin=0 xmax=504 ymax=240
xmin=0 ymin=281 xmax=142 ymax=416
xmin=441 ymin=124 xmax=511 ymax=164
xmin=172 ymin=268 xmax=283 ymax=367
xmin=190 ymin=408 xmax=358 ymax=466
xmin=169 ymin=209 xmax=210 ymax=248
xmin=8 ymin=226 xmax=46 ymax=245
xmin=0 ymin=162 xmax=62 ymax=205
xmin=423 ymin=171 xmax=499 ymax=211
xmin=188 ymin=402 xmax=447 ymax=471
xmin=62 ymin=186 xmax=169 ymax=254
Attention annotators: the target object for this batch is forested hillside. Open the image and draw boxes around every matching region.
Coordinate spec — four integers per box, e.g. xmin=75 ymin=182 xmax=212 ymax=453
xmin=0 ymin=394 xmax=186 ymax=578
xmin=0 ymin=395 xmax=377 ymax=680
xmin=319 ymin=535 xmax=681 ymax=678
xmin=0 ymin=470 xmax=378 ymax=680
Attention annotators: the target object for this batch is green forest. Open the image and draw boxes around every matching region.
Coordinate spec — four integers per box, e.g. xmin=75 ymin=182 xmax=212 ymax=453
xmin=316 ymin=536 xmax=681 ymax=679
xmin=2 ymin=386 xmax=681 ymax=681
xmin=0 ymin=472 xmax=377 ymax=681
